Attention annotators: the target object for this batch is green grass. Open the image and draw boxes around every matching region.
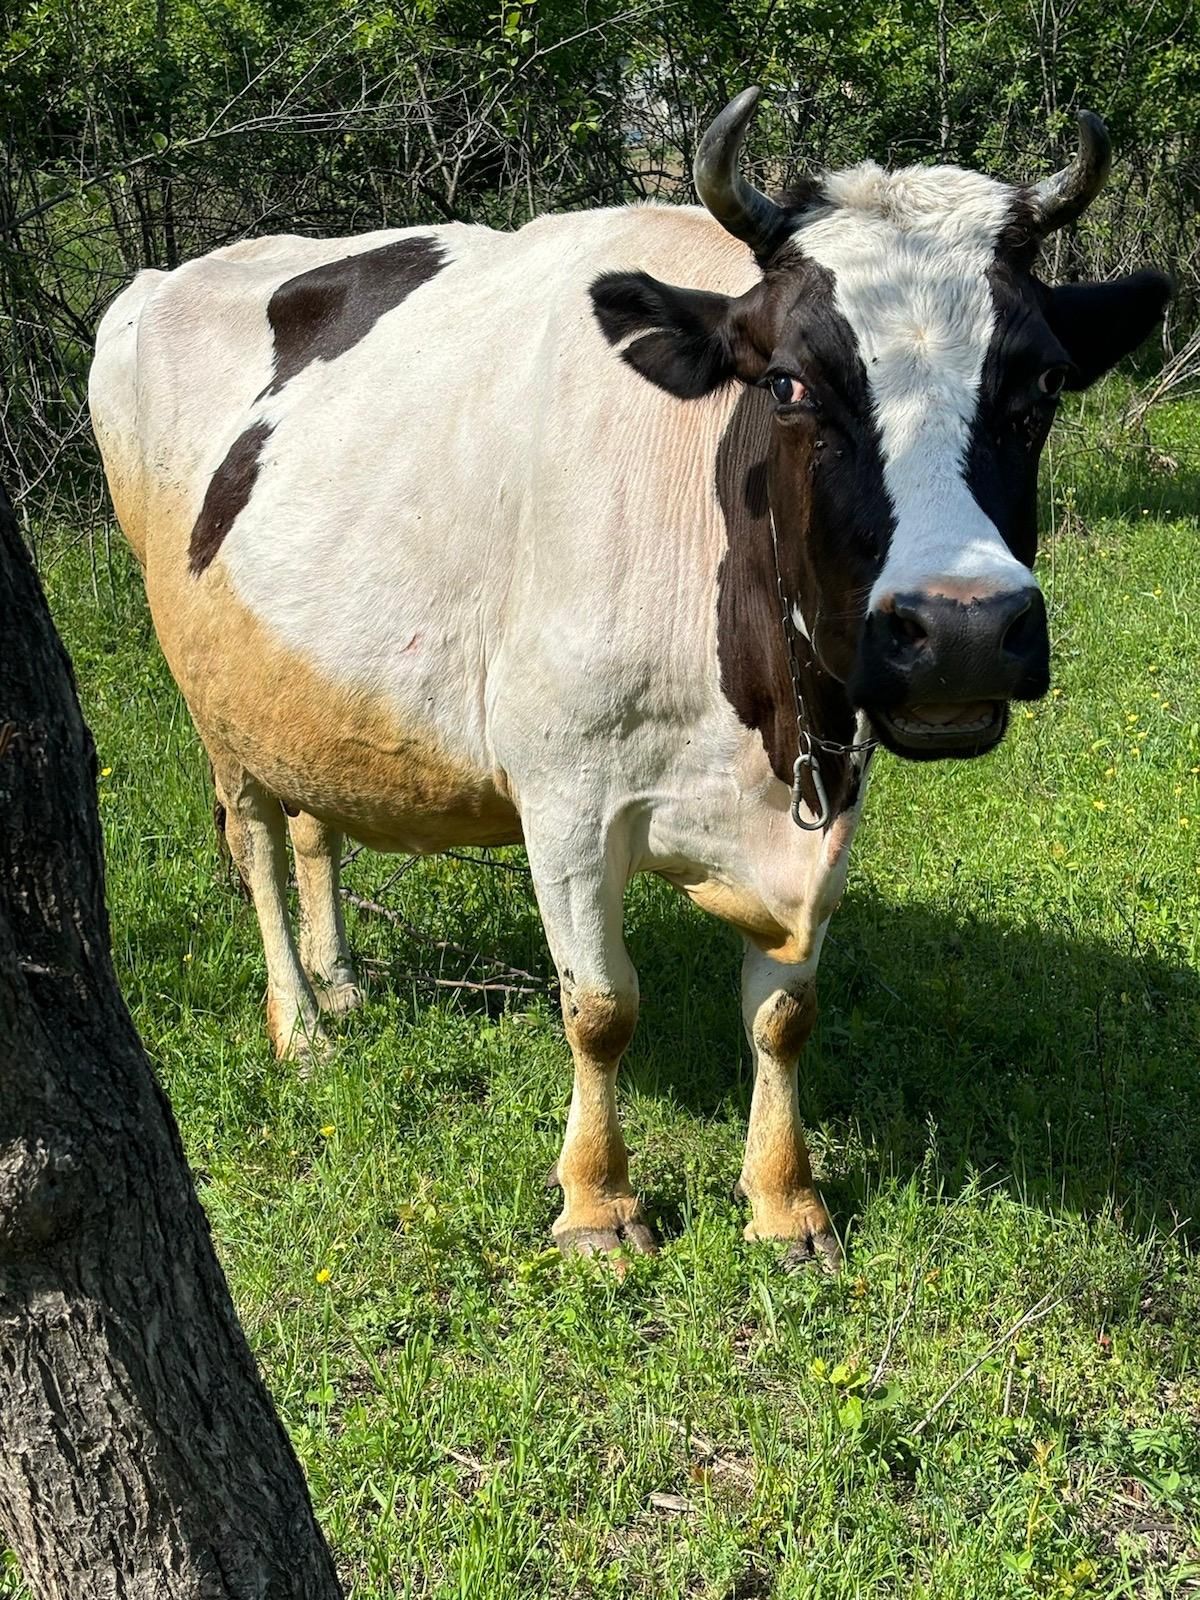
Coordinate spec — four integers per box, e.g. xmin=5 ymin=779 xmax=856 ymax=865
xmin=11 ymin=388 xmax=1200 ymax=1598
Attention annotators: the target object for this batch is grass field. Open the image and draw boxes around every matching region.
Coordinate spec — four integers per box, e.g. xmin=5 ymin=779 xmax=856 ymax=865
xmin=8 ymin=386 xmax=1200 ymax=1598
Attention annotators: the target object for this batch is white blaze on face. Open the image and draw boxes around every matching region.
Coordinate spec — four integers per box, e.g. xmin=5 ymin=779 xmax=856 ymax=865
xmin=794 ymin=163 xmax=1038 ymax=607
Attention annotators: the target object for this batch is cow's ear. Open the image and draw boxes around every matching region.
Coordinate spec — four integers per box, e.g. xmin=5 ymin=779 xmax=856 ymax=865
xmin=1045 ymin=269 xmax=1171 ymax=390
xmin=590 ymin=271 xmax=761 ymax=399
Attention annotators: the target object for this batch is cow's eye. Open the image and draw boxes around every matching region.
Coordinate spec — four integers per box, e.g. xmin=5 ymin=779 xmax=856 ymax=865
xmin=769 ymin=373 xmax=808 ymax=406
xmin=1037 ymin=366 xmax=1068 ymax=398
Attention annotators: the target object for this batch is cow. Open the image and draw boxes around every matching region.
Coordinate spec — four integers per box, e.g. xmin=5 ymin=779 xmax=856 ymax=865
xmin=89 ymin=90 xmax=1168 ymax=1267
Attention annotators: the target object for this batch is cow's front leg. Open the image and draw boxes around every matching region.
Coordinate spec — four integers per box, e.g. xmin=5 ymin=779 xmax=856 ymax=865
xmin=737 ymin=941 xmax=841 ymax=1270
xmin=526 ymin=826 xmax=656 ymax=1258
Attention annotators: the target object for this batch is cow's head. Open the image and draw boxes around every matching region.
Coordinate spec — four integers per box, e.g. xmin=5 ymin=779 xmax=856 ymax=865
xmin=591 ymin=90 xmax=1169 ymax=760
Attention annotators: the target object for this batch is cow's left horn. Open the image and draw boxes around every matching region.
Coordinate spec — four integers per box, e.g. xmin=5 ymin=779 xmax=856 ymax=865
xmin=694 ymin=86 xmax=788 ymax=257
xmin=1029 ymin=110 xmax=1112 ymax=232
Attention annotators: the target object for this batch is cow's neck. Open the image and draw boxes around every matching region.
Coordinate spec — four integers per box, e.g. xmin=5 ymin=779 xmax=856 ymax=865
xmin=714 ymin=386 xmax=864 ymax=821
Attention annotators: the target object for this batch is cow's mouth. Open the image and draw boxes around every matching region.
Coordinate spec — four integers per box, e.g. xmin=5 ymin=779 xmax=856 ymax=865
xmin=869 ymin=699 xmax=1007 ymax=760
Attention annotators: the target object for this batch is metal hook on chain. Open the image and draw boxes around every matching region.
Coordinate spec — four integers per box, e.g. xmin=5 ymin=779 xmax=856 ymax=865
xmin=790 ymin=745 xmax=830 ymax=831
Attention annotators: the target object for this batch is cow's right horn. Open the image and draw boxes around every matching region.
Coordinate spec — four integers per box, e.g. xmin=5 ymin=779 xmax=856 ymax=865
xmin=694 ymin=87 xmax=788 ymax=258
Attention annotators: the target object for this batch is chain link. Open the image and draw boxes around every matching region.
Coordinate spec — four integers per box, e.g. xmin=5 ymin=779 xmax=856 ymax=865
xmin=768 ymin=513 xmax=876 ymax=830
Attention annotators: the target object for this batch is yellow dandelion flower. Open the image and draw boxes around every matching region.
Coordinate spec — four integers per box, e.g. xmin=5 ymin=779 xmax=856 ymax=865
xmin=1093 ymin=800 xmax=1106 ymax=811
xmin=183 ymin=952 xmax=193 ymax=963
xmin=319 ymin=1124 xmax=335 ymax=1138
xmin=1126 ymin=713 xmax=1138 ymax=723
xmin=1148 ymin=664 xmax=1159 ymax=674
xmin=100 ymin=765 xmax=112 ymax=777
xmin=1181 ymin=817 xmax=1192 ymax=829
xmin=1104 ymin=767 xmax=1116 ymax=778
xmin=315 ymin=1267 xmax=332 ymax=1284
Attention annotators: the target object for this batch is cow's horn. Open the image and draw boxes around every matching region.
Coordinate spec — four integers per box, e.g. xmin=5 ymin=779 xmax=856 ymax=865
xmin=694 ymin=87 xmax=788 ymax=257
xmin=1029 ymin=110 xmax=1112 ymax=232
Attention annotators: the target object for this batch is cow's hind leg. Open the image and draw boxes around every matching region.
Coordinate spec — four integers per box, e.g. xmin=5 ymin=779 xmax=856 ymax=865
xmin=288 ymin=811 xmax=362 ymax=1014
xmin=737 ymin=941 xmax=840 ymax=1270
xmin=211 ymin=757 xmax=324 ymax=1061
xmin=527 ymin=824 xmax=655 ymax=1258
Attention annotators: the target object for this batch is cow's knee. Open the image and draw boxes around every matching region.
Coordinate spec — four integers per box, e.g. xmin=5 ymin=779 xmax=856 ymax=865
xmin=562 ymin=984 xmax=638 ymax=1065
xmin=738 ymin=952 xmax=837 ymax=1269
xmin=752 ymin=984 xmax=817 ymax=1063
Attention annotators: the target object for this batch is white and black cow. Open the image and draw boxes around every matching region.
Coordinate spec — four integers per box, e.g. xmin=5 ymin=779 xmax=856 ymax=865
xmin=90 ymin=90 xmax=1167 ymax=1265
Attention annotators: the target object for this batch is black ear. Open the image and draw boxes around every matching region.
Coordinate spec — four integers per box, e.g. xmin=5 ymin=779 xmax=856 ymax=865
xmin=589 ymin=271 xmax=739 ymax=399
xmin=1045 ymin=269 xmax=1171 ymax=390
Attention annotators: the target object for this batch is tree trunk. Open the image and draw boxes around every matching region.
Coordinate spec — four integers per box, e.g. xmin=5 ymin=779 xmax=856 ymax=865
xmin=0 ymin=482 xmax=342 ymax=1599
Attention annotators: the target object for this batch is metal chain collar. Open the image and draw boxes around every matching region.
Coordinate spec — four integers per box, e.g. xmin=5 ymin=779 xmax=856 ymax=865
xmin=768 ymin=513 xmax=877 ymax=831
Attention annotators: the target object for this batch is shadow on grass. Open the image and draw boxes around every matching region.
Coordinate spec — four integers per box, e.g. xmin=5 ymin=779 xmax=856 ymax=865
xmin=617 ymin=879 xmax=1200 ymax=1243
xmin=193 ymin=840 xmax=1198 ymax=1246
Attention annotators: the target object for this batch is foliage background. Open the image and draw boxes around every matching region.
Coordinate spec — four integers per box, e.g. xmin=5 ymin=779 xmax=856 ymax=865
xmin=3 ymin=0 xmax=1200 ymax=530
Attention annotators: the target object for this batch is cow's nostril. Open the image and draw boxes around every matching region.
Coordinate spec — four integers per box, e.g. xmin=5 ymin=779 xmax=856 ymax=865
xmin=1001 ymin=594 xmax=1037 ymax=657
xmin=889 ymin=602 xmax=929 ymax=649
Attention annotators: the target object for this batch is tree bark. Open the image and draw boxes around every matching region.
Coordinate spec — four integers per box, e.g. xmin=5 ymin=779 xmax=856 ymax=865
xmin=0 ymin=482 xmax=342 ymax=1598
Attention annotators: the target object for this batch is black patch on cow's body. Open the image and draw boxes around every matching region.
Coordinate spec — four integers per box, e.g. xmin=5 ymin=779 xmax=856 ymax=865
xmin=262 ymin=236 xmax=446 ymax=397
xmin=189 ymin=420 xmax=274 ymax=575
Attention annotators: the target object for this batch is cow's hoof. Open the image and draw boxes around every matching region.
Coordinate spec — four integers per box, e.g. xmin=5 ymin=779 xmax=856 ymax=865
xmin=740 ymin=1191 xmax=842 ymax=1273
xmin=314 ymin=979 xmax=364 ymax=1016
xmin=556 ymin=1219 xmax=659 ymax=1259
xmin=553 ymin=1193 xmax=657 ymax=1259
xmin=780 ymin=1229 xmax=843 ymax=1274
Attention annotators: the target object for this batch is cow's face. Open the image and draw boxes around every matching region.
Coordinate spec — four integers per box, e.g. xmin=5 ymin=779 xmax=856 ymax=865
xmin=591 ymin=94 xmax=1169 ymax=761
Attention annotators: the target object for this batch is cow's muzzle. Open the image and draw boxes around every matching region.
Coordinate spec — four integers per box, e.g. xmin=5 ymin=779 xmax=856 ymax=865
xmin=848 ymin=586 xmax=1050 ymax=761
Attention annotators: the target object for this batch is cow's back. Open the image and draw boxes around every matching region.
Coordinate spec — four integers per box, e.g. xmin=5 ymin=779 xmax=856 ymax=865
xmin=89 ymin=209 xmax=758 ymax=852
